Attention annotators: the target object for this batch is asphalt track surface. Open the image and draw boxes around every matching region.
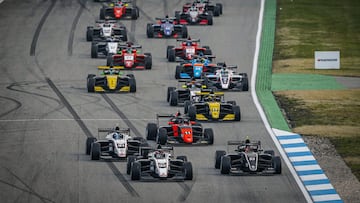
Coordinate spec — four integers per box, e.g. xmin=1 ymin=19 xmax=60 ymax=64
xmin=0 ymin=0 xmax=306 ymax=202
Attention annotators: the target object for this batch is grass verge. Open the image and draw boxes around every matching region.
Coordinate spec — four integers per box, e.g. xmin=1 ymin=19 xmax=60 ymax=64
xmin=273 ymin=0 xmax=360 ymax=180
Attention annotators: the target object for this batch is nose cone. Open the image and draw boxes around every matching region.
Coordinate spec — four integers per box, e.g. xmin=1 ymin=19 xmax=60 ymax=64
xmin=181 ymin=128 xmax=193 ymax=143
xmin=106 ymin=76 xmax=118 ymax=90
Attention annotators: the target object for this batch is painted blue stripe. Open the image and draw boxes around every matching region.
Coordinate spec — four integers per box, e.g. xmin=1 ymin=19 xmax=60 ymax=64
xmin=292 ymin=160 xmax=318 ymax=166
xmin=287 ymin=151 xmax=312 ymax=157
xmin=303 ymin=179 xmax=330 ymax=185
xmin=314 ymin=200 xmax=343 ymax=203
xmin=277 ymin=135 xmax=301 ymax=140
xmin=309 ymin=189 xmax=337 ymax=196
xmin=298 ymin=170 xmax=324 ymax=176
xmin=282 ymin=143 xmax=307 ymax=148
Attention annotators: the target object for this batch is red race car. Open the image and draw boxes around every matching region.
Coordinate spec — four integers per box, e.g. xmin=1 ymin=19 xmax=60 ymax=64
xmin=166 ymin=38 xmax=212 ymax=62
xmin=146 ymin=112 xmax=214 ymax=145
xmin=175 ymin=5 xmax=213 ymax=25
xmin=100 ymin=1 xmax=139 ymax=20
xmin=106 ymin=43 xmax=152 ymax=70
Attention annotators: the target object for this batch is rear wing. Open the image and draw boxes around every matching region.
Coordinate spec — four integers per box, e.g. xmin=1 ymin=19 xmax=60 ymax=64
xmin=95 ymin=20 xmax=117 ymax=24
xmin=97 ymin=66 xmax=124 ymax=70
xmin=155 ymin=17 xmax=176 ymax=21
xmin=195 ymin=91 xmax=224 ymax=96
xmin=177 ymin=38 xmax=200 ymax=43
xmin=97 ymin=127 xmax=130 ymax=138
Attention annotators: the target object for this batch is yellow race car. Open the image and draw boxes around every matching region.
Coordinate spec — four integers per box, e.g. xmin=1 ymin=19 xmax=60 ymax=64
xmin=87 ymin=66 xmax=136 ymax=93
xmin=185 ymin=90 xmax=241 ymax=121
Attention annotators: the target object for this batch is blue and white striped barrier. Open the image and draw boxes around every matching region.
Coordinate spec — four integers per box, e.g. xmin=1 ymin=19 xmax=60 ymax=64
xmin=272 ymin=128 xmax=343 ymax=203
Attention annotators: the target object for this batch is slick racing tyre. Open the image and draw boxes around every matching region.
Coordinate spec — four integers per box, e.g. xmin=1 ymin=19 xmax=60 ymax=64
xmin=157 ymin=128 xmax=168 ymax=145
xmin=215 ymin=150 xmax=226 ymax=169
xmin=131 ymin=162 xmax=141 ymax=180
xmin=146 ymin=123 xmax=158 ymax=141
xmin=184 ymin=162 xmax=193 ymax=180
xmin=233 ymin=105 xmax=241 ymax=121
xmin=129 ymin=78 xmax=136 ymax=92
xmin=204 ymin=128 xmax=214 ymax=145
xmin=86 ymin=137 xmax=97 ymax=155
xmin=91 ymin=142 xmax=101 ymax=160
xmin=127 ymin=155 xmax=136 ymax=175
xmin=220 ymin=156 xmax=231 ymax=174
xmin=273 ymin=156 xmax=282 ymax=174
xmin=167 ymin=87 xmax=176 ymax=102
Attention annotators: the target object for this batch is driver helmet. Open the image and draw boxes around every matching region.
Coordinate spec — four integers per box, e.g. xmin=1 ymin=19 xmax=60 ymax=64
xmin=175 ymin=111 xmax=181 ymax=117
xmin=115 ymin=126 xmax=120 ymax=131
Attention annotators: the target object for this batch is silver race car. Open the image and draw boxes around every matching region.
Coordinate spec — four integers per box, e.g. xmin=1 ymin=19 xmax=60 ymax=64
xmin=85 ymin=127 xmax=147 ymax=160
xmin=215 ymin=139 xmax=282 ymax=175
xmin=127 ymin=145 xmax=193 ymax=181
xmin=86 ymin=20 xmax=127 ymax=42
xmin=204 ymin=66 xmax=249 ymax=91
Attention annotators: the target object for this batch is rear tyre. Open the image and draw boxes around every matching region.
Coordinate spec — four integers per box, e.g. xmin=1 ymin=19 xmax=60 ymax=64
xmin=168 ymin=49 xmax=176 ymax=62
xmin=167 ymin=87 xmax=176 ymax=102
xmin=99 ymin=9 xmax=105 ymax=20
xmin=86 ymin=28 xmax=93 ymax=41
xmin=91 ymin=44 xmax=98 ymax=58
xmin=184 ymin=100 xmax=191 ymax=114
xmin=131 ymin=8 xmax=138 ymax=19
xmin=273 ymin=156 xmax=282 ymax=174
xmin=181 ymin=26 xmax=188 ymax=38
xmin=214 ymin=6 xmax=220 ymax=16
xmin=131 ymin=162 xmax=141 ymax=180
xmin=169 ymin=91 xmax=178 ymax=106
xmin=207 ymin=14 xmax=213 ymax=25
xmin=188 ymin=106 xmax=196 ymax=121
xmin=233 ymin=105 xmax=241 ymax=121
xmin=90 ymin=143 xmax=101 ymax=160
xmin=242 ymin=76 xmax=249 ymax=91
xmin=175 ymin=65 xmax=182 ymax=79
xmin=87 ymin=76 xmax=95 ymax=93
xmin=216 ymin=3 xmax=223 ymax=15
xmin=215 ymin=150 xmax=226 ymax=169
xmin=146 ymin=123 xmax=158 ymax=141
xmin=204 ymin=128 xmax=214 ymax=145
xmin=146 ymin=23 xmax=154 ymax=38
xmin=166 ymin=45 xmax=174 ymax=58
xmin=220 ymin=156 xmax=231 ymax=174
xmin=144 ymin=53 xmax=152 ymax=69
xmin=157 ymin=128 xmax=168 ymax=145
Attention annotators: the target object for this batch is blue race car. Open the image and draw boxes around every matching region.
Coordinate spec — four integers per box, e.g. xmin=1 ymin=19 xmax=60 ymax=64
xmin=175 ymin=56 xmax=218 ymax=79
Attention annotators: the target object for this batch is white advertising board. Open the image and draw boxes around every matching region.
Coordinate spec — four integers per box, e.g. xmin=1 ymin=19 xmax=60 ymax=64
xmin=314 ymin=51 xmax=340 ymax=69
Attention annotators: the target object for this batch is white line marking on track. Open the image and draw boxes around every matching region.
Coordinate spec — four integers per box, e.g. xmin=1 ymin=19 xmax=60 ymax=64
xmin=251 ymin=0 xmax=312 ymax=202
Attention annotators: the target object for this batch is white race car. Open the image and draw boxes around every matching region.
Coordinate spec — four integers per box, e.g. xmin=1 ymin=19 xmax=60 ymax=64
xmin=204 ymin=66 xmax=249 ymax=91
xmin=86 ymin=20 xmax=127 ymax=41
xmin=86 ymin=127 xmax=147 ymax=160
xmin=127 ymin=146 xmax=193 ymax=181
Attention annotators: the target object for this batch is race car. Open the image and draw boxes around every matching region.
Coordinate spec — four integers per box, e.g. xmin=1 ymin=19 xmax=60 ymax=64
xmin=127 ymin=145 xmax=193 ymax=181
xmin=106 ymin=44 xmax=152 ymax=70
xmin=147 ymin=17 xmax=188 ymax=38
xmin=204 ymin=65 xmax=249 ymax=91
xmin=86 ymin=20 xmax=127 ymax=42
xmin=85 ymin=127 xmax=148 ymax=160
xmin=167 ymin=79 xmax=206 ymax=106
xmin=175 ymin=55 xmax=218 ymax=79
xmin=167 ymin=38 xmax=212 ymax=62
xmin=87 ymin=66 xmax=136 ymax=93
xmin=100 ymin=0 xmax=139 ymax=20
xmin=182 ymin=0 xmax=223 ymax=17
xmin=146 ymin=113 xmax=214 ymax=145
xmin=215 ymin=139 xmax=282 ymax=175
xmin=91 ymin=37 xmax=124 ymax=58
xmin=175 ymin=5 xmax=213 ymax=25
xmin=185 ymin=90 xmax=241 ymax=121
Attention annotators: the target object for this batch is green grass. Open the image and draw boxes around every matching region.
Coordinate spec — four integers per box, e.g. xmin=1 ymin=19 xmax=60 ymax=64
xmin=273 ymin=0 xmax=360 ymax=73
xmin=273 ymin=90 xmax=360 ymax=180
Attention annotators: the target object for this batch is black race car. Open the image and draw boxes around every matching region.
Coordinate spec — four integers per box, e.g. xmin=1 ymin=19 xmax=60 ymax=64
xmin=215 ymin=139 xmax=282 ymax=175
xmin=147 ymin=17 xmax=188 ymax=38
